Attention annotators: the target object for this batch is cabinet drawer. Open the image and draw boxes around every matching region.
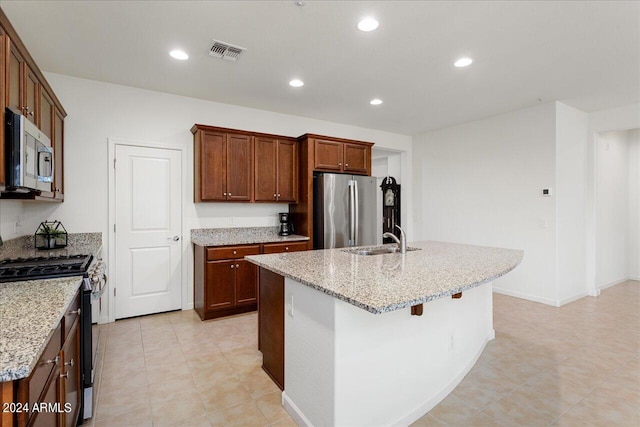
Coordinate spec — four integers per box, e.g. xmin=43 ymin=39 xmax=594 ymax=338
xmin=25 ymin=322 xmax=62 ymax=409
xmin=207 ymin=245 xmax=260 ymax=260
xmin=63 ymin=290 xmax=81 ymax=343
xmin=262 ymin=241 xmax=308 ymax=254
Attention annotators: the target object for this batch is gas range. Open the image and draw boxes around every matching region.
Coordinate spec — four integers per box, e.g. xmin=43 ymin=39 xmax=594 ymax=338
xmin=0 ymin=254 xmax=93 ymax=283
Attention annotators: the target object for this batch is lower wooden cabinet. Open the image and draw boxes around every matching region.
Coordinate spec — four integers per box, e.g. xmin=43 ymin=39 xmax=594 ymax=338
xmin=194 ymin=240 xmax=308 ymax=321
xmin=5 ymin=288 xmax=82 ymax=427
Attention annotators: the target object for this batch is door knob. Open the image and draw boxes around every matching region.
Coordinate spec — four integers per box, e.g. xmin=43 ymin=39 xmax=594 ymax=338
xmin=168 ymin=236 xmax=180 ymax=241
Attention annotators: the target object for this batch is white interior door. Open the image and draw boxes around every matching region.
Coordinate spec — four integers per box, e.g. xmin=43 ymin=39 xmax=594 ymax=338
xmin=114 ymin=144 xmax=182 ymax=319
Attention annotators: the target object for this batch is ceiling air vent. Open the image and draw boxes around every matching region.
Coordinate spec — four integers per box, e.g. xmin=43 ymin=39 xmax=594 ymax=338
xmin=209 ymin=40 xmax=247 ymax=62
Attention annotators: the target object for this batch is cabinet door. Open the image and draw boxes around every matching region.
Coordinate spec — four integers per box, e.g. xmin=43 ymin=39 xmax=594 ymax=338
xmin=7 ymin=42 xmax=23 ymax=113
xmin=343 ymin=143 xmax=369 ymax=175
xmin=61 ymin=322 xmax=81 ymax=427
xmin=24 ymin=66 xmax=39 ymax=124
xmin=53 ymin=109 xmax=64 ymax=199
xmin=235 ymin=259 xmax=258 ymax=306
xmin=276 ymin=139 xmax=297 ymax=202
xmin=0 ymin=30 xmax=5 ymax=186
xmin=314 ymin=139 xmax=343 ymax=171
xmin=200 ymin=131 xmax=227 ymax=201
xmin=226 ymin=134 xmax=253 ymax=201
xmin=39 ymin=90 xmax=54 ymax=139
xmin=31 ymin=365 xmax=62 ymax=427
xmin=254 ymin=137 xmax=277 ymax=202
xmin=205 ymin=260 xmax=235 ymax=310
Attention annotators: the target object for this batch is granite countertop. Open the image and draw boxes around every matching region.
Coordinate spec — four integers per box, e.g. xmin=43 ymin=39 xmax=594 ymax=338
xmin=246 ymin=241 xmax=523 ymax=314
xmin=191 ymin=227 xmax=309 ymax=247
xmin=0 ymin=232 xmax=103 ymax=260
xmin=0 ymin=276 xmax=83 ymax=382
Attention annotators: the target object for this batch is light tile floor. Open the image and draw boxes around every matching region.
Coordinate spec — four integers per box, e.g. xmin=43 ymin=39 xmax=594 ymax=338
xmin=85 ymin=280 xmax=639 ymax=426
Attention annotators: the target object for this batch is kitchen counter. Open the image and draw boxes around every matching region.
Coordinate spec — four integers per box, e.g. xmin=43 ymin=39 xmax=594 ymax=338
xmin=249 ymin=241 xmax=523 ymax=426
xmin=0 ymin=276 xmax=83 ymax=382
xmin=191 ymin=226 xmax=308 ymax=246
xmin=246 ymin=240 xmax=523 ymax=314
xmin=0 ymin=232 xmax=103 ymax=260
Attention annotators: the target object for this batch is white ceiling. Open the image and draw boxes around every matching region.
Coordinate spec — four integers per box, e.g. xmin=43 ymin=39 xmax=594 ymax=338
xmin=2 ymin=0 xmax=639 ymax=135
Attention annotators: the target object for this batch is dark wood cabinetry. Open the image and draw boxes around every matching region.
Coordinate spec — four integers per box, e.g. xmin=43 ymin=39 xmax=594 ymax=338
xmin=0 ymin=9 xmax=66 ymax=199
xmin=193 ymin=125 xmax=298 ymax=204
xmin=254 ymin=137 xmax=298 ymax=203
xmin=313 ymin=138 xmax=371 ymax=174
xmin=195 ymin=244 xmax=261 ymax=320
xmin=194 ymin=239 xmax=308 ymax=321
xmin=192 ymin=126 xmax=254 ymax=202
xmin=1 ymin=288 xmax=82 ymax=427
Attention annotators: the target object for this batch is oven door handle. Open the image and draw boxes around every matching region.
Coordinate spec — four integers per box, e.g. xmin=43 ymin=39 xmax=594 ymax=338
xmin=91 ymin=274 xmax=108 ymax=299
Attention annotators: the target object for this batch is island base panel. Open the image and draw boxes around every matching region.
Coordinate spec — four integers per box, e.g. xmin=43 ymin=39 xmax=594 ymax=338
xmin=258 ymin=268 xmax=285 ymax=390
xmin=283 ymin=277 xmax=494 ymax=427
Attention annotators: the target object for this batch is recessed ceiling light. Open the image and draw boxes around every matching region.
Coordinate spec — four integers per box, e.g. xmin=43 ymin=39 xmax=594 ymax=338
xmin=454 ymin=57 xmax=473 ymax=67
xmin=358 ymin=17 xmax=379 ymax=32
xmin=169 ymin=49 xmax=189 ymax=60
xmin=289 ymin=79 xmax=304 ymax=87
xmin=370 ymin=99 xmax=383 ymax=105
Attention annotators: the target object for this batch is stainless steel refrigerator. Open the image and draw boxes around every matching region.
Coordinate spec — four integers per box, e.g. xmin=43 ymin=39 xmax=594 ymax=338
xmin=313 ymin=173 xmax=378 ymax=249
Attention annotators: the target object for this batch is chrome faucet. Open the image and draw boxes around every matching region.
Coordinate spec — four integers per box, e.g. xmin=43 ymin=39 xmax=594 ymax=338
xmin=383 ymin=225 xmax=407 ymax=254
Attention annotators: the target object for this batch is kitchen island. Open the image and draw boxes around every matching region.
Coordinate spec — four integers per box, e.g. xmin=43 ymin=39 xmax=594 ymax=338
xmin=246 ymin=241 xmax=522 ymax=427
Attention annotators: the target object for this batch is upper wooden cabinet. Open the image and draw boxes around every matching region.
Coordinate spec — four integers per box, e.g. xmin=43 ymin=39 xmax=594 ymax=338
xmin=0 ymin=9 xmax=67 ymax=198
xmin=254 ymin=136 xmax=298 ymax=203
xmin=192 ymin=125 xmax=254 ymax=202
xmin=310 ymin=136 xmax=372 ymax=175
xmin=193 ymin=124 xmax=298 ymax=204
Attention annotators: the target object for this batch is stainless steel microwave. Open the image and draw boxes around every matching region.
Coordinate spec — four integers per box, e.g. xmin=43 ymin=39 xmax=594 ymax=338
xmin=4 ymin=107 xmax=53 ymax=193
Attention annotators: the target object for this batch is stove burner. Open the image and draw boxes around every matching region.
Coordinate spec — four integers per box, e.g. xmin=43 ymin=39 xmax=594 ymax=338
xmin=0 ymin=254 xmax=93 ymax=283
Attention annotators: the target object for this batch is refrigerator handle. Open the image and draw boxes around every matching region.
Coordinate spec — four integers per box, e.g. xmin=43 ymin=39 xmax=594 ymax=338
xmin=348 ymin=180 xmax=356 ymax=246
xmin=354 ymin=179 xmax=359 ymax=246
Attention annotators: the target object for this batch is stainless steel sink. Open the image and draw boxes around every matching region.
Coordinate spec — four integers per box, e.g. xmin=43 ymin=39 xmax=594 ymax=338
xmin=343 ymin=246 xmax=421 ymax=256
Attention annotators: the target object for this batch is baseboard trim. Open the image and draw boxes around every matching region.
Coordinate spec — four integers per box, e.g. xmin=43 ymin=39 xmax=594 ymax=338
xmin=598 ymin=277 xmax=630 ymax=291
xmin=556 ymin=292 xmax=589 ymax=306
xmin=629 ymin=276 xmax=640 ymax=281
xmin=492 ymin=287 xmax=557 ymax=306
xmin=282 ymin=391 xmax=313 ymax=427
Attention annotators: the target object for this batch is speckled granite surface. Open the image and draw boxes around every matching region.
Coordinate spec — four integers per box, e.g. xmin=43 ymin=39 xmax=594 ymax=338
xmin=191 ymin=227 xmax=308 ymax=246
xmin=246 ymin=241 xmax=523 ymax=314
xmin=0 ymin=232 xmax=103 ymax=260
xmin=0 ymin=276 xmax=83 ymax=382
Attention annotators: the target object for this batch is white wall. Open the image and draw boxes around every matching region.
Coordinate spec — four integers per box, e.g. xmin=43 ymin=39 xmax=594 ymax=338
xmin=595 ymin=130 xmax=635 ymax=288
xmin=413 ymin=103 xmax=558 ymax=304
xmin=0 ymin=200 xmax=59 ymax=241
xmin=586 ymin=103 xmax=640 ymax=294
xmin=17 ymin=73 xmax=411 ymax=316
xmin=629 ymin=130 xmax=640 ymax=280
xmin=555 ymin=104 xmax=588 ymax=303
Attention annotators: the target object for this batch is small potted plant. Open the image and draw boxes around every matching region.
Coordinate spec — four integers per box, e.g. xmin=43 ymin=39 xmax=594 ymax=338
xmin=35 ymin=221 xmax=68 ymax=249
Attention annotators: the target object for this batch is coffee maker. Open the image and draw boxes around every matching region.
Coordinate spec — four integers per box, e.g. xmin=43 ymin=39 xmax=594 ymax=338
xmin=278 ymin=212 xmax=294 ymax=236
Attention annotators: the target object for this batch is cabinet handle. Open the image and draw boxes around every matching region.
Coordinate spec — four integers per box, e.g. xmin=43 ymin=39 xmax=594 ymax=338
xmin=345 ymin=164 xmax=349 ymax=167
xmin=43 ymin=356 xmax=59 ymax=365
xmin=60 ymin=372 xmax=69 ymax=379
xmin=231 ymin=264 xmax=235 ymax=269
xmin=274 ymin=194 xmax=277 ymax=198
xmin=23 ymin=106 xmax=30 ymax=112
xmin=277 ymin=194 xmax=281 ymax=197
xmin=236 ymin=264 xmax=239 ymax=268
xmin=28 ymin=111 xmax=34 ymax=116
xmin=68 ymin=308 xmax=81 ymax=316
xmin=285 ymin=247 xmax=289 ymax=251
xmin=338 ymin=162 xmax=342 ymax=166
xmin=65 ymin=359 xmax=74 ymax=367
xmin=233 ymin=250 xmax=237 ymax=254
xmin=228 ymin=193 xmax=232 ymax=196
xmin=223 ymin=192 xmax=227 ymax=196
